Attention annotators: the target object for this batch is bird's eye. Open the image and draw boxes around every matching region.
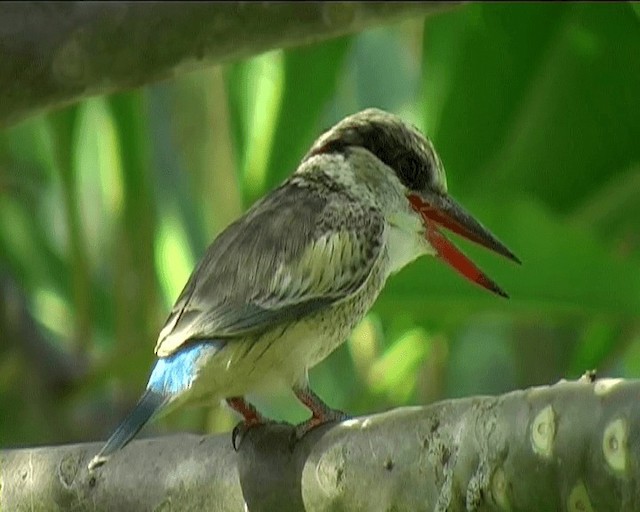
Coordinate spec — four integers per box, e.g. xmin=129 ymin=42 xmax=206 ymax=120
xmin=397 ymin=154 xmax=427 ymax=191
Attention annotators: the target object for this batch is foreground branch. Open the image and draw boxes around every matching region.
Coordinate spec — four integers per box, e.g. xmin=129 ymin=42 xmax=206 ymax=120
xmin=0 ymin=2 xmax=455 ymax=128
xmin=2 ymin=378 xmax=639 ymax=511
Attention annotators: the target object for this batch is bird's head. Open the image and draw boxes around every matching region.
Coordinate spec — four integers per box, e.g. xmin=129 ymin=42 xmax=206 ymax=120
xmin=304 ymin=108 xmax=520 ymax=297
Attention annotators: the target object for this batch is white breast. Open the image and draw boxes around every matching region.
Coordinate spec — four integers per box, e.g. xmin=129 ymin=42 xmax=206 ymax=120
xmin=385 ymin=216 xmax=434 ymax=276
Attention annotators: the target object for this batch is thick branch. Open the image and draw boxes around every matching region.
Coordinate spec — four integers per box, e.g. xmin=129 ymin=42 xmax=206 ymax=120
xmin=0 ymin=2 xmax=455 ymax=129
xmin=1 ymin=378 xmax=639 ymax=511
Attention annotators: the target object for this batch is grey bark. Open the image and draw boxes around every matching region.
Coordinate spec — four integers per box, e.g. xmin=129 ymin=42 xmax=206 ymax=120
xmin=0 ymin=2 xmax=455 ymax=129
xmin=1 ymin=378 xmax=639 ymax=511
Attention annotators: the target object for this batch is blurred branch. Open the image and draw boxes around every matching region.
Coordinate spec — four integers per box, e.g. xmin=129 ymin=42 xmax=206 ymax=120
xmin=0 ymin=274 xmax=86 ymax=392
xmin=1 ymin=378 xmax=638 ymax=511
xmin=0 ymin=2 xmax=458 ymax=129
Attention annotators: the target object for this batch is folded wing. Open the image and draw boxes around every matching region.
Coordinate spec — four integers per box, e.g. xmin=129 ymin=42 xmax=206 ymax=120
xmin=155 ymin=180 xmax=385 ymax=357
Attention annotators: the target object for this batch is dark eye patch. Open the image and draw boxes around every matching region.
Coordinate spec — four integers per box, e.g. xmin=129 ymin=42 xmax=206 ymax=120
xmin=395 ymin=153 xmax=429 ymax=191
xmin=306 ymin=118 xmax=434 ymax=192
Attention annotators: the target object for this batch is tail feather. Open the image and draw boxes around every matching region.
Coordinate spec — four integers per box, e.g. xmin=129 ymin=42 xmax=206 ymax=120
xmin=88 ymin=389 xmax=167 ymax=470
xmin=88 ymin=342 xmax=219 ymax=471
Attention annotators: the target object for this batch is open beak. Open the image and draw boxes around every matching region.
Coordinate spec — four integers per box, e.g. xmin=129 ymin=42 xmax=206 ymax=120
xmin=408 ymin=192 xmax=521 ymax=298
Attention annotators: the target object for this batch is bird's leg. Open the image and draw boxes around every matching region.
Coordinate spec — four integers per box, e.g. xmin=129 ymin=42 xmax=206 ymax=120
xmin=292 ymin=384 xmax=349 ymax=442
xmin=226 ymin=396 xmax=269 ymax=450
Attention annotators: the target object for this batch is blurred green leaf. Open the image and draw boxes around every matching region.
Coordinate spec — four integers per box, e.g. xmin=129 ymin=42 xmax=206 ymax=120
xmin=367 ymin=328 xmax=431 ymax=403
xmin=106 ymin=92 xmax=161 ymax=382
xmin=148 ymin=84 xmax=210 ymax=259
xmin=263 ymin=37 xmax=352 ymax=193
xmin=423 ymin=3 xmax=571 ymax=192
xmin=48 ymin=106 xmax=94 ymax=353
xmin=424 ymin=3 xmax=640 ymax=215
xmin=569 ymin=166 xmax=640 ymax=259
xmin=168 ymin=68 xmax=242 ymax=238
xmin=224 ymin=51 xmax=284 ymax=204
xmin=447 ymin=318 xmax=516 ymax=397
xmin=225 ymin=37 xmax=352 ymax=205
xmin=570 ymin=317 xmax=620 ymax=375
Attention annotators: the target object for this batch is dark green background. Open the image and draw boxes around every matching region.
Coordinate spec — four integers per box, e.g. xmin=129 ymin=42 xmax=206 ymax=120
xmin=1 ymin=3 xmax=639 ymax=447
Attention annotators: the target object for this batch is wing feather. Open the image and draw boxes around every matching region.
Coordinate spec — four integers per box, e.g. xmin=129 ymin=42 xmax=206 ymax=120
xmin=155 ymin=180 xmax=384 ymax=357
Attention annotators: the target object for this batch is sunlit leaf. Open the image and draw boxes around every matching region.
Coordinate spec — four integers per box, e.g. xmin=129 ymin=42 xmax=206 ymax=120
xmin=155 ymin=209 xmax=196 ymax=310
xmin=367 ymin=328 xmax=431 ymax=403
xmin=224 ymin=50 xmax=285 ymax=203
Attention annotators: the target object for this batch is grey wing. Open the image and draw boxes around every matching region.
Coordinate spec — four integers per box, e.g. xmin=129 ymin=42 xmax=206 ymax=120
xmin=155 ymin=182 xmax=384 ymax=357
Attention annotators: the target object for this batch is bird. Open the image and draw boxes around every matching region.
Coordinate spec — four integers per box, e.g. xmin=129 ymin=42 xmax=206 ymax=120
xmin=88 ymin=108 xmax=520 ymax=470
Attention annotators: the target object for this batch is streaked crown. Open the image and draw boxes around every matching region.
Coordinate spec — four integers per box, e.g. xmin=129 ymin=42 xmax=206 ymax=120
xmin=304 ymin=108 xmax=448 ymax=195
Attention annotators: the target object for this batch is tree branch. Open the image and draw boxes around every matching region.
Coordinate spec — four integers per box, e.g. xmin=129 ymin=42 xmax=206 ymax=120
xmin=2 ymin=378 xmax=638 ymax=511
xmin=0 ymin=2 xmax=457 ymax=129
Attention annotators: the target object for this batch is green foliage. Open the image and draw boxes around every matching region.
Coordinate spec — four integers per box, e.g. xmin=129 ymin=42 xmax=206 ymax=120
xmin=0 ymin=3 xmax=638 ymax=446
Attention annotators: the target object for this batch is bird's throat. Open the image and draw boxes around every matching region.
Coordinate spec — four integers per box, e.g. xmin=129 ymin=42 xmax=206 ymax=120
xmin=385 ymin=223 xmax=433 ymax=276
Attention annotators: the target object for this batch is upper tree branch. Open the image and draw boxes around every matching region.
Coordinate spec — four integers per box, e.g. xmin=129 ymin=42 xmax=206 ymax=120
xmin=0 ymin=2 xmax=456 ymax=129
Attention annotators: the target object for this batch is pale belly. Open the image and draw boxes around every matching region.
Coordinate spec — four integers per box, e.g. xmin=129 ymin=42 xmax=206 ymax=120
xmin=184 ymin=253 xmax=388 ymax=405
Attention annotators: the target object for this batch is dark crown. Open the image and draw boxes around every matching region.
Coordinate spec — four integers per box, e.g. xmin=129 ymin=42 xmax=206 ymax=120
xmin=305 ymin=108 xmax=443 ymax=193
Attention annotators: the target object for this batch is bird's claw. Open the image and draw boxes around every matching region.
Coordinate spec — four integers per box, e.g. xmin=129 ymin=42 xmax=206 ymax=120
xmin=232 ymin=420 xmax=257 ymax=450
xmin=288 ymin=409 xmax=350 ymax=450
xmin=231 ymin=418 xmax=281 ymax=450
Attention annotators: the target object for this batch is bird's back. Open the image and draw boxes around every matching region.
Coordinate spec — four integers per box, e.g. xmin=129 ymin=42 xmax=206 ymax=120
xmin=155 ymin=167 xmax=386 ymax=360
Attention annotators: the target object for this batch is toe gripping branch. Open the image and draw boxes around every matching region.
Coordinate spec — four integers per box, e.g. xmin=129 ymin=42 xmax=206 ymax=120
xmin=293 ymin=385 xmax=349 ymax=440
xmin=227 ymin=397 xmax=269 ymax=450
xmin=226 ymin=387 xmax=348 ymax=450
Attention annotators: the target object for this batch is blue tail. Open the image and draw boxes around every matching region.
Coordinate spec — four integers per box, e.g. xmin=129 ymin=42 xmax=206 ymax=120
xmin=88 ymin=389 xmax=167 ymax=469
xmin=88 ymin=343 xmax=219 ymax=470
